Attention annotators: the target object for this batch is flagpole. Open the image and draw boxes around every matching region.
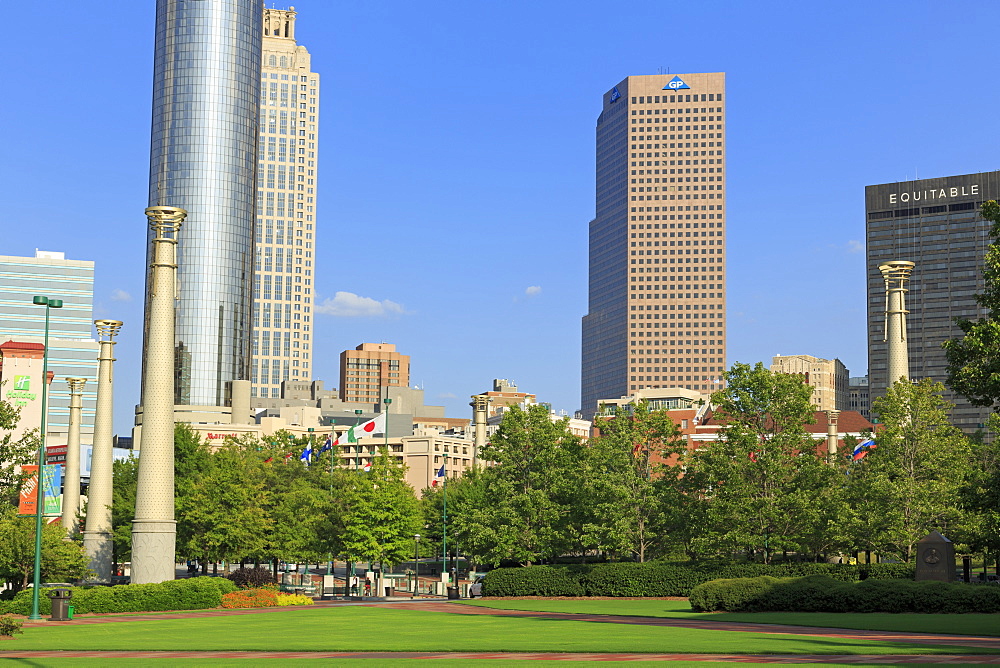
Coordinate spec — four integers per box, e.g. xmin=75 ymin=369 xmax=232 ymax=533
xmin=441 ymin=472 xmax=448 ymax=588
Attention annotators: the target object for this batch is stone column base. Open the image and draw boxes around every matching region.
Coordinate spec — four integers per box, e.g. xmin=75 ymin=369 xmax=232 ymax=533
xmin=131 ymin=520 xmax=177 ymax=584
xmin=81 ymin=530 xmax=113 ymax=583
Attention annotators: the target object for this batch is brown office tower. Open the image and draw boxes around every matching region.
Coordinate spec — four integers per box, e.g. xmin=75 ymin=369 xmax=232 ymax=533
xmin=581 ymin=73 xmax=727 ymax=419
xmin=339 ymin=343 xmax=410 ymax=404
xmin=866 ymin=171 xmax=1000 ymax=434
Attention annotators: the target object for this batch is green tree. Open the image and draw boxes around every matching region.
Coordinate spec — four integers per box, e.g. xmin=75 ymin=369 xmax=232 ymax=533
xmin=944 ymin=200 xmax=1000 ymax=408
xmin=584 ymin=401 xmax=683 ymax=561
xmin=0 ymin=382 xmax=40 ymax=507
xmin=957 ymin=416 xmax=1000 ymax=559
xmin=851 ymin=378 xmax=973 ymax=561
xmin=110 ymin=456 xmax=138 ymax=565
xmin=340 ymin=447 xmax=421 ymax=571
xmin=683 ymin=362 xmax=844 ymax=562
xmin=0 ymin=509 xmax=90 ymax=593
xmin=451 ymin=404 xmax=579 ymax=566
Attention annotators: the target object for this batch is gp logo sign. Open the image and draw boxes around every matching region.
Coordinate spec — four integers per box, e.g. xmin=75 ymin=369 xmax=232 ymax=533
xmin=663 ymin=76 xmax=690 ymax=91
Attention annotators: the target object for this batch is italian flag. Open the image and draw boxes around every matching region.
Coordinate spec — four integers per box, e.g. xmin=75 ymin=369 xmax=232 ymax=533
xmin=333 ymin=413 xmax=386 ymax=447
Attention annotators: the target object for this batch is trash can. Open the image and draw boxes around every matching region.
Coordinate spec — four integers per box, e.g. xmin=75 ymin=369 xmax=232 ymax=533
xmin=384 ymin=586 xmax=395 ymax=597
xmin=294 ymin=588 xmax=305 ymax=596
xmin=49 ymin=588 xmax=73 ymax=621
xmin=447 ymin=586 xmax=460 ymax=600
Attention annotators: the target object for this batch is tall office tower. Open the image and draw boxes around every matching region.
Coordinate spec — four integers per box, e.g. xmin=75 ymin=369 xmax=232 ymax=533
xmin=146 ymin=0 xmax=261 ymax=407
xmin=0 ymin=251 xmax=98 ymax=445
xmin=339 ymin=343 xmax=410 ymax=404
xmin=866 ymin=172 xmax=1000 ymax=433
xmin=581 ymin=73 xmax=727 ymax=419
xmin=252 ymin=7 xmax=320 ymax=401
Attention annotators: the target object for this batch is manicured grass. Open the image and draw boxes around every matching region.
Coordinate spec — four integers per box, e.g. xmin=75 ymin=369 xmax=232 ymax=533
xmin=3 ymin=606 xmax=997 ymax=655
xmin=463 ymin=599 xmax=1000 ymax=637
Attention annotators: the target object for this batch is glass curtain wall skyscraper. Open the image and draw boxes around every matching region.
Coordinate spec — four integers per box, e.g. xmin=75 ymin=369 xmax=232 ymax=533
xmin=146 ymin=0 xmax=262 ymax=407
xmin=581 ymin=73 xmax=727 ymax=418
xmin=252 ymin=7 xmax=319 ymax=400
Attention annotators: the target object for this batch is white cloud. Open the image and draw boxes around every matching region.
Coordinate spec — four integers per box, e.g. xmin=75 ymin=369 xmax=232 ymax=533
xmin=314 ymin=291 xmax=406 ymax=317
xmin=846 ymin=240 xmax=864 ymax=254
xmin=525 ymin=285 xmax=542 ymax=297
xmin=110 ymin=289 xmax=132 ymax=302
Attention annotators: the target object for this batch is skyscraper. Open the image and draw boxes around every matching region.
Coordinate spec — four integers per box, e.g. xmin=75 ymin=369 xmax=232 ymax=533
xmin=340 ymin=343 xmax=410 ymax=405
xmin=146 ymin=0 xmax=262 ymax=407
xmin=252 ymin=7 xmax=320 ymax=400
xmin=865 ymin=171 xmax=1000 ymax=433
xmin=581 ymin=73 xmax=727 ymax=418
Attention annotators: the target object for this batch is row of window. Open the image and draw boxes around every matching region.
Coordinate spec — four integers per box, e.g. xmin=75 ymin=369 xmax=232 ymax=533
xmin=631 ymin=95 xmax=722 ymax=104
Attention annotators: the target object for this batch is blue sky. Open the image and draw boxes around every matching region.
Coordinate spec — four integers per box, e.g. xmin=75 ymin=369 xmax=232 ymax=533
xmin=2 ymin=1 xmax=999 ymax=433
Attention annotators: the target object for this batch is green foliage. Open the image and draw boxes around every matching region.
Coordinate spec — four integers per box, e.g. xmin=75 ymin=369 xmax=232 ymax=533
xmin=0 ymin=615 xmax=23 ymax=636
xmin=0 ymin=509 xmax=91 ymax=593
xmin=0 ymin=577 xmax=234 ymax=615
xmin=853 ymin=379 xmax=972 ymax=561
xmin=482 ymin=565 xmax=585 ymax=596
xmin=452 ymin=405 xmax=581 ymax=566
xmin=944 ymin=200 xmax=1000 ymax=408
xmin=227 ymin=566 xmax=276 ymax=588
xmin=479 ymin=561 xmax=916 ymax=597
xmin=679 ymin=362 xmax=848 ymax=562
xmin=340 ymin=447 xmax=421 ymax=568
xmin=110 ymin=455 xmax=138 ymax=564
xmin=689 ymin=575 xmax=1000 ymax=613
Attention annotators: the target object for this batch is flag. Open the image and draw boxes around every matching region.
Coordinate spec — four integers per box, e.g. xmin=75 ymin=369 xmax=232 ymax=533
xmin=300 ymin=443 xmax=313 ymax=463
xmin=362 ymin=461 xmax=372 ymax=473
xmin=284 ymin=452 xmax=294 ymax=462
xmin=431 ymin=464 xmax=446 ymax=487
xmin=264 ymin=456 xmax=274 ymax=464
xmin=333 ymin=413 xmax=387 ymax=447
xmin=319 ymin=435 xmax=333 ymax=453
xmin=852 ymin=438 xmax=876 ymax=461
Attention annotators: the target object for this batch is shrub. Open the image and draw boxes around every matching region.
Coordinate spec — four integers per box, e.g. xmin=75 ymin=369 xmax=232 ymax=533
xmin=690 ymin=576 xmax=1000 ymax=613
xmin=1 ymin=577 xmax=231 ymax=615
xmin=0 ymin=616 xmax=23 ymax=637
xmin=482 ymin=566 xmax=585 ymax=597
xmin=276 ymin=593 xmax=314 ymax=607
xmin=227 ymin=567 xmax=276 ymax=589
xmin=583 ymin=562 xmax=704 ymax=596
xmin=221 ymin=587 xmax=280 ymax=609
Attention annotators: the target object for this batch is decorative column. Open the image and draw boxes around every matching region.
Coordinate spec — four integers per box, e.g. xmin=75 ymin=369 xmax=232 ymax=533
xmin=61 ymin=377 xmax=86 ymax=534
xmin=825 ymin=409 xmax=840 ymax=463
xmin=132 ymin=205 xmax=185 ymax=584
xmin=470 ymin=394 xmax=490 ymax=467
xmin=880 ymin=261 xmax=915 ymax=387
xmin=83 ymin=319 xmax=122 ymax=581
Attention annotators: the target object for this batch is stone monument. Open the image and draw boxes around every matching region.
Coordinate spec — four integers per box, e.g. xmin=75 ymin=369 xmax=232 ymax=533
xmin=914 ymin=530 xmax=956 ymax=582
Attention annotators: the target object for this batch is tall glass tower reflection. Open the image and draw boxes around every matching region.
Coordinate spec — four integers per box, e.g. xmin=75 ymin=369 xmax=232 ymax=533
xmin=146 ymin=0 xmax=262 ymax=406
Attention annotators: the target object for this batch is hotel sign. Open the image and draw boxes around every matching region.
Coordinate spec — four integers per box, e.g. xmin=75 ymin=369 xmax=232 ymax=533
xmin=889 ymin=184 xmax=980 ymax=204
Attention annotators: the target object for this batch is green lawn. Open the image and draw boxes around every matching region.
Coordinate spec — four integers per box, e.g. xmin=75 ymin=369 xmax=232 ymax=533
xmin=1 ymin=606 xmax=996 ymax=656
xmin=463 ymin=599 xmax=1000 ymax=637
xmin=0 ymin=662 xmax=912 ymax=668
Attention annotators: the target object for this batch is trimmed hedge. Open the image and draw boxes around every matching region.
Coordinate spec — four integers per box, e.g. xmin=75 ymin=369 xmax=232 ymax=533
xmin=482 ymin=566 xmax=585 ymax=597
xmin=481 ymin=562 xmax=916 ymax=597
xmin=0 ymin=577 xmax=237 ymax=615
xmin=689 ymin=575 xmax=1000 ymax=613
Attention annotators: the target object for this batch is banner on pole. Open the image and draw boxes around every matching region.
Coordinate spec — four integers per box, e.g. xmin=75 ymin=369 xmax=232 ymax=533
xmin=18 ymin=464 xmax=63 ymax=516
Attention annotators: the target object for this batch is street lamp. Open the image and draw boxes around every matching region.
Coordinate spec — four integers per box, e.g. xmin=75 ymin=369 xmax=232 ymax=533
xmin=29 ymin=295 xmax=63 ymax=620
xmin=383 ymin=397 xmax=392 ymax=455
xmin=413 ymin=534 xmax=420 ymax=597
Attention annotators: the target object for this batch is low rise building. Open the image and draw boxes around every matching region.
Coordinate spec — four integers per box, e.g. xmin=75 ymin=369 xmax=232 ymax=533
xmin=849 ymin=376 xmax=871 ymax=421
xmin=770 ymin=354 xmax=849 ymax=411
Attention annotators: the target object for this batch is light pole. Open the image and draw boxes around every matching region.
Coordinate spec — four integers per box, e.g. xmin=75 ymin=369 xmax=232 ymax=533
xmin=353 ymin=409 xmax=363 ymax=469
xmin=29 ymin=295 xmax=63 ymax=620
xmin=383 ymin=397 xmax=392 ymax=454
xmin=83 ymin=319 xmax=121 ymax=581
xmin=412 ymin=534 xmax=420 ymax=597
xmin=61 ymin=377 xmax=86 ymax=535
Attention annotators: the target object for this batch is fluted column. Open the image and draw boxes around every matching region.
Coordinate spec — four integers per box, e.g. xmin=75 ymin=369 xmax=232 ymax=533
xmin=83 ymin=319 xmax=122 ymax=581
xmin=880 ymin=261 xmax=915 ymax=387
xmin=132 ymin=205 xmax=185 ymax=584
xmin=61 ymin=377 xmax=86 ymax=534
xmin=470 ymin=394 xmax=490 ymax=467
xmin=825 ymin=409 xmax=840 ymax=463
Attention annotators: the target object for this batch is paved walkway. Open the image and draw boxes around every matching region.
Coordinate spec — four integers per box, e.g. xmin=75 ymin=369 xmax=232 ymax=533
xmin=2 ymin=599 xmax=999 ymax=663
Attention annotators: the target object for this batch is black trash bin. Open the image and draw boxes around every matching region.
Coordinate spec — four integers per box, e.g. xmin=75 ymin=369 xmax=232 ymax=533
xmin=384 ymin=586 xmax=395 ymax=597
xmin=447 ymin=586 xmax=460 ymax=600
xmin=49 ymin=588 xmax=73 ymax=621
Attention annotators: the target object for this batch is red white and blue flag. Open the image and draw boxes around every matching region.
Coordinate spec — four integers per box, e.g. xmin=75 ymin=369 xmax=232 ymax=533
xmin=852 ymin=438 xmax=876 ymax=461
xmin=431 ymin=464 xmax=446 ymax=487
